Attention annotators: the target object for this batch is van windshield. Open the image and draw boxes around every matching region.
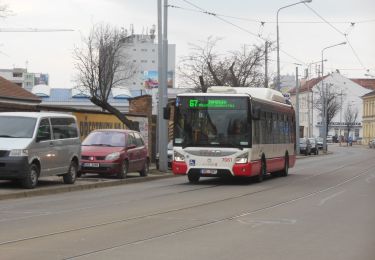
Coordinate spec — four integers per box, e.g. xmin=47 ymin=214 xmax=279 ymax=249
xmin=0 ymin=116 xmax=37 ymax=138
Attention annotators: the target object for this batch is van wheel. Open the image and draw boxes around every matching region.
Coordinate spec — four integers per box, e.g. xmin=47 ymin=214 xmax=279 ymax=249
xmin=63 ymin=161 xmax=77 ymax=184
xmin=140 ymin=159 xmax=149 ymax=177
xmin=117 ymin=161 xmax=128 ymax=179
xmin=21 ymin=163 xmax=39 ymax=189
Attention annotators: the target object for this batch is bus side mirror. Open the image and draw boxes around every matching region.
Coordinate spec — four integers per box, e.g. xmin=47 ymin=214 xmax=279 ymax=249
xmin=163 ymin=106 xmax=171 ymax=120
xmin=251 ymin=106 xmax=261 ymax=120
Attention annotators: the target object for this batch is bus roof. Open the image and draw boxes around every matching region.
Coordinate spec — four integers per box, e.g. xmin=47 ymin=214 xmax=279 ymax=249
xmin=177 ymin=87 xmax=288 ymax=105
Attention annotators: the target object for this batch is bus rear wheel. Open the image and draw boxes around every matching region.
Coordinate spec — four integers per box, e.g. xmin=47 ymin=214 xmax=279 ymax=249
xmin=188 ymin=173 xmax=200 ymax=184
xmin=280 ymin=157 xmax=289 ymax=177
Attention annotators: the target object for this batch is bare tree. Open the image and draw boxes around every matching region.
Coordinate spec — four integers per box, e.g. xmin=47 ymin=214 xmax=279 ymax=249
xmin=0 ymin=2 xmax=11 ymax=18
xmin=178 ymin=37 xmax=270 ymax=92
xmin=74 ymin=24 xmax=139 ymax=130
xmin=313 ymin=83 xmax=342 ymax=136
xmin=344 ymin=104 xmax=358 ymax=140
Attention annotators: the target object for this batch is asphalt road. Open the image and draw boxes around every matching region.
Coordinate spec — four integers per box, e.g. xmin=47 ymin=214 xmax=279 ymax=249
xmin=0 ymin=144 xmax=374 ymax=260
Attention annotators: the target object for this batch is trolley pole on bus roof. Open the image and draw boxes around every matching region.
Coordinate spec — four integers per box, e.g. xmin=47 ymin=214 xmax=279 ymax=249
xmin=157 ymin=0 xmax=169 ymax=172
xmin=295 ymin=66 xmax=300 ymax=155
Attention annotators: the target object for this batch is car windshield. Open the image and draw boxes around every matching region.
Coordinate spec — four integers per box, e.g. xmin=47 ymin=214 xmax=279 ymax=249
xmin=82 ymin=131 xmax=126 ymax=147
xmin=308 ymin=138 xmax=315 ymax=144
xmin=299 ymin=138 xmax=306 ymax=144
xmin=0 ymin=116 xmax=37 ymax=138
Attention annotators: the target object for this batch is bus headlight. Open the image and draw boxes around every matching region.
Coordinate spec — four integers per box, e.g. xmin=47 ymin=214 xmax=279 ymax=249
xmin=174 ymin=151 xmax=185 ymax=162
xmin=9 ymin=149 xmax=29 ymax=157
xmin=235 ymin=152 xmax=248 ymax=164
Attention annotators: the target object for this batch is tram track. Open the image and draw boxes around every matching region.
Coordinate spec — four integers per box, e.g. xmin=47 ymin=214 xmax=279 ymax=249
xmin=0 ymin=153 xmax=373 ymax=253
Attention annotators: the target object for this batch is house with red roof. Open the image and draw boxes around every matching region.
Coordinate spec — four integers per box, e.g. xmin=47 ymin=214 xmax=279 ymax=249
xmin=0 ymin=76 xmax=41 ymax=112
xmin=289 ymin=72 xmax=375 ymax=142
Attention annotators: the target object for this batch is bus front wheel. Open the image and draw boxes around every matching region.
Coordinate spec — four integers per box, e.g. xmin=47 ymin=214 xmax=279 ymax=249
xmin=188 ymin=173 xmax=200 ymax=184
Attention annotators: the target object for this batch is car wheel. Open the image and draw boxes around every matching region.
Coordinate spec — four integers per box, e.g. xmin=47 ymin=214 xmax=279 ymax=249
xmin=63 ymin=160 xmax=77 ymax=184
xmin=188 ymin=173 xmax=200 ymax=184
xmin=21 ymin=163 xmax=39 ymax=189
xmin=117 ymin=160 xmax=128 ymax=179
xmin=140 ymin=159 xmax=149 ymax=177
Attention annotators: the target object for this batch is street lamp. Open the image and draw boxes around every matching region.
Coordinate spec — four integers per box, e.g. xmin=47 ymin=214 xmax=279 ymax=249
xmin=321 ymin=41 xmax=346 ymax=153
xmin=276 ymin=0 xmax=312 ymax=91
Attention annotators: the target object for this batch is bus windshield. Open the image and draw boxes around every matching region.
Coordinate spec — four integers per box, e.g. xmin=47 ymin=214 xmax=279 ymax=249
xmin=174 ymin=96 xmax=251 ymax=148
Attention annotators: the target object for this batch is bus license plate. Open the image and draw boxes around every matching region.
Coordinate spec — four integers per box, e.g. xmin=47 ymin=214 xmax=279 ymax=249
xmin=84 ymin=163 xmax=99 ymax=167
xmin=201 ymin=169 xmax=217 ymax=175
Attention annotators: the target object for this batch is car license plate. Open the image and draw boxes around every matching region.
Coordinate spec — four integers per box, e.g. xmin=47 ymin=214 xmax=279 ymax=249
xmin=201 ymin=169 xmax=217 ymax=174
xmin=83 ymin=163 xmax=99 ymax=167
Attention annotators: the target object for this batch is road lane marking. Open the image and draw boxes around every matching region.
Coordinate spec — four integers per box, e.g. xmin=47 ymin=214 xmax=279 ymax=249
xmin=365 ymin=174 xmax=375 ymax=184
xmin=318 ymin=190 xmax=345 ymax=206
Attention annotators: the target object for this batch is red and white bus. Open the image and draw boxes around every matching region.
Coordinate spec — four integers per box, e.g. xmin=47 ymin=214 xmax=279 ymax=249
xmin=171 ymin=87 xmax=296 ymax=183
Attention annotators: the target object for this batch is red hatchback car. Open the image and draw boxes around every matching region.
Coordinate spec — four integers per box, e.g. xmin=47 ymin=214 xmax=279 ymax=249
xmin=79 ymin=129 xmax=149 ymax=178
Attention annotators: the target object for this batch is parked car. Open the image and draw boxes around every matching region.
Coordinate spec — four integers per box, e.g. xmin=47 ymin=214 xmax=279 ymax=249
xmin=299 ymin=138 xmax=312 ymax=156
xmin=0 ymin=112 xmax=81 ymax=189
xmin=308 ymin=137 xmax=319 ymax=155
xmin=79 ymin=129 xmax=149 ymax=178
xmin=155 ymin=141 xmax=173 ymax=170
xmin=369 ymin=138 xmax=375 ymax=148
xmin=326 ymin=135 xmax=333 ymax=143
xmin=316 ymin=137 xmax=323 ymax=150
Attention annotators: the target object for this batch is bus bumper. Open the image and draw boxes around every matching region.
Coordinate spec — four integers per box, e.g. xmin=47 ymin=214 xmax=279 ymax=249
xmin=172 ymin=161 xmax=188 ymax=175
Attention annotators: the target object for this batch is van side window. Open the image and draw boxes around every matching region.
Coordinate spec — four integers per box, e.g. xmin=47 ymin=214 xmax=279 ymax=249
xmin=134 ymin=133 xmax=144 ymax=147
xmin=37 ymin=118 xmax=51 ymax=141
xmin=51 ymin=117 xmax=78 ymax=139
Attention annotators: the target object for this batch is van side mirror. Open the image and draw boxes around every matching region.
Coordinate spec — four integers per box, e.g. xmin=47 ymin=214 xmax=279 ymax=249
xmin=163 ymin=106 xmax=171 ymax=120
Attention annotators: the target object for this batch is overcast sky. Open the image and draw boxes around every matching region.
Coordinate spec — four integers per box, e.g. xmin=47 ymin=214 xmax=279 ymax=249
xmin=0 ymin=0 xmax=374 ymax=87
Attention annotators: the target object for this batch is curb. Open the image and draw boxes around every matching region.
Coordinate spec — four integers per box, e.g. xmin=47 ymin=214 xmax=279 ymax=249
xmin=0 ymin=170 xmax=175 ymax=201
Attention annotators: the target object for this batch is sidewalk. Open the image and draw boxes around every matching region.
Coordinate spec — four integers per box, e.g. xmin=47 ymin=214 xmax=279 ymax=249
xmin=0 ymin=165 xmax=174 ymax=201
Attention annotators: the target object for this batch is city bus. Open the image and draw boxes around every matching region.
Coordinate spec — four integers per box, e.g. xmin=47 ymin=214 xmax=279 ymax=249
xmin=171 ymin=86 xmax=296 ymax=183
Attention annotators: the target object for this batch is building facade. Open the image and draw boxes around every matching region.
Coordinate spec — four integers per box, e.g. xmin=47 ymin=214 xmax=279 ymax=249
xmin=120 ymin=29 xmax=176 ymax=94
xmin=0 ymin=68 xmax=49 ymax=91
xmin=289 ymin=72 xmax=375 ymax=141
xmin=362 ymin=90 xmax=375 ymax=144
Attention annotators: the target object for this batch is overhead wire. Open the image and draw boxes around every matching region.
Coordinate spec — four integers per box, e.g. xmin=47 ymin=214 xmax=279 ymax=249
xmin=176 ymin=0 xmax=307 ymax=66
xmin=303 ymin=3 xmax=368 ymax=72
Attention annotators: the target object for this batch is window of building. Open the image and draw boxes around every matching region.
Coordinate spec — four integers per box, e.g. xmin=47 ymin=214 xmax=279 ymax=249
xmin=133 ymin=48 xmax=137 ymax=51
xmin=140 ymin=60 xmax=148 ymax=63
xmin=133 ymin=60 xmax=137 ymax=62
xmin=152 ymin=60 xmax=155 ymax=63
xmin=13 ymin=72 xmax=23 ymax=78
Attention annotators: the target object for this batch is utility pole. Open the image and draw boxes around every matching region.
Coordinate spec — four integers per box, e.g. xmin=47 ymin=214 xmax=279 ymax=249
xmin=264 ymin=41 xmax=268 ymax=88
xmin=157 ymin=0 xmax=169 ymax=172
xmin=295 ymin=66 xmax=300 ymax=154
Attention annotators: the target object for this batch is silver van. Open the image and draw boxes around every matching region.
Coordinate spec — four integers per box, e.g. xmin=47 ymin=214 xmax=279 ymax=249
xmin=0 ymin=112 xmax=81 ymax=189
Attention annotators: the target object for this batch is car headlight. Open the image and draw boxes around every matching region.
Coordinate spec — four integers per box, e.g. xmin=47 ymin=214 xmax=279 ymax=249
xmin=235 ymin=152 xmax=248 ymax=164
xmin=9 ymin=149 xmax=28 ymax=157
xmin=105 ymin=152 xmax=120 ymax=161
xmin=174 ymin=151 xmax=185 ymax=162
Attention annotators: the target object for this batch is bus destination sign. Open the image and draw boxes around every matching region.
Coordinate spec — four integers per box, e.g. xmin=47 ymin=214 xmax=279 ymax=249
xmin=189 ymin=99 xmax=236 ymax=109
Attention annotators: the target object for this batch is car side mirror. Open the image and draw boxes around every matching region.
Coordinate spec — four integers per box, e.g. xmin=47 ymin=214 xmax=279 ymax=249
xmin=127 ymin=144 xmax=137 ymax=150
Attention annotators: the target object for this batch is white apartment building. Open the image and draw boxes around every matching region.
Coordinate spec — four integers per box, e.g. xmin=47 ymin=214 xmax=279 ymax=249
xmin=0 ymin=68 xmax=49 ymax=91
xmin=120 ymin=28 xmax=176 ymax=93
xmin=290 ymin=72 xmax=375 ymax=141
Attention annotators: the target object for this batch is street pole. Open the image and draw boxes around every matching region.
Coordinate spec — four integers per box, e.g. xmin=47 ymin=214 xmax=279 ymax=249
xmin=276 ymin=0 xmax=312 ymax=91
xmin=265 ymin=41 xmax=268 ymax=88
xmin=296 ymin=66 xmax=300 ymax=154
xmin=321 ymin=41 xmax=346 ymax=153
xmin=157 ymin=0 xmax=168 ymax=171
